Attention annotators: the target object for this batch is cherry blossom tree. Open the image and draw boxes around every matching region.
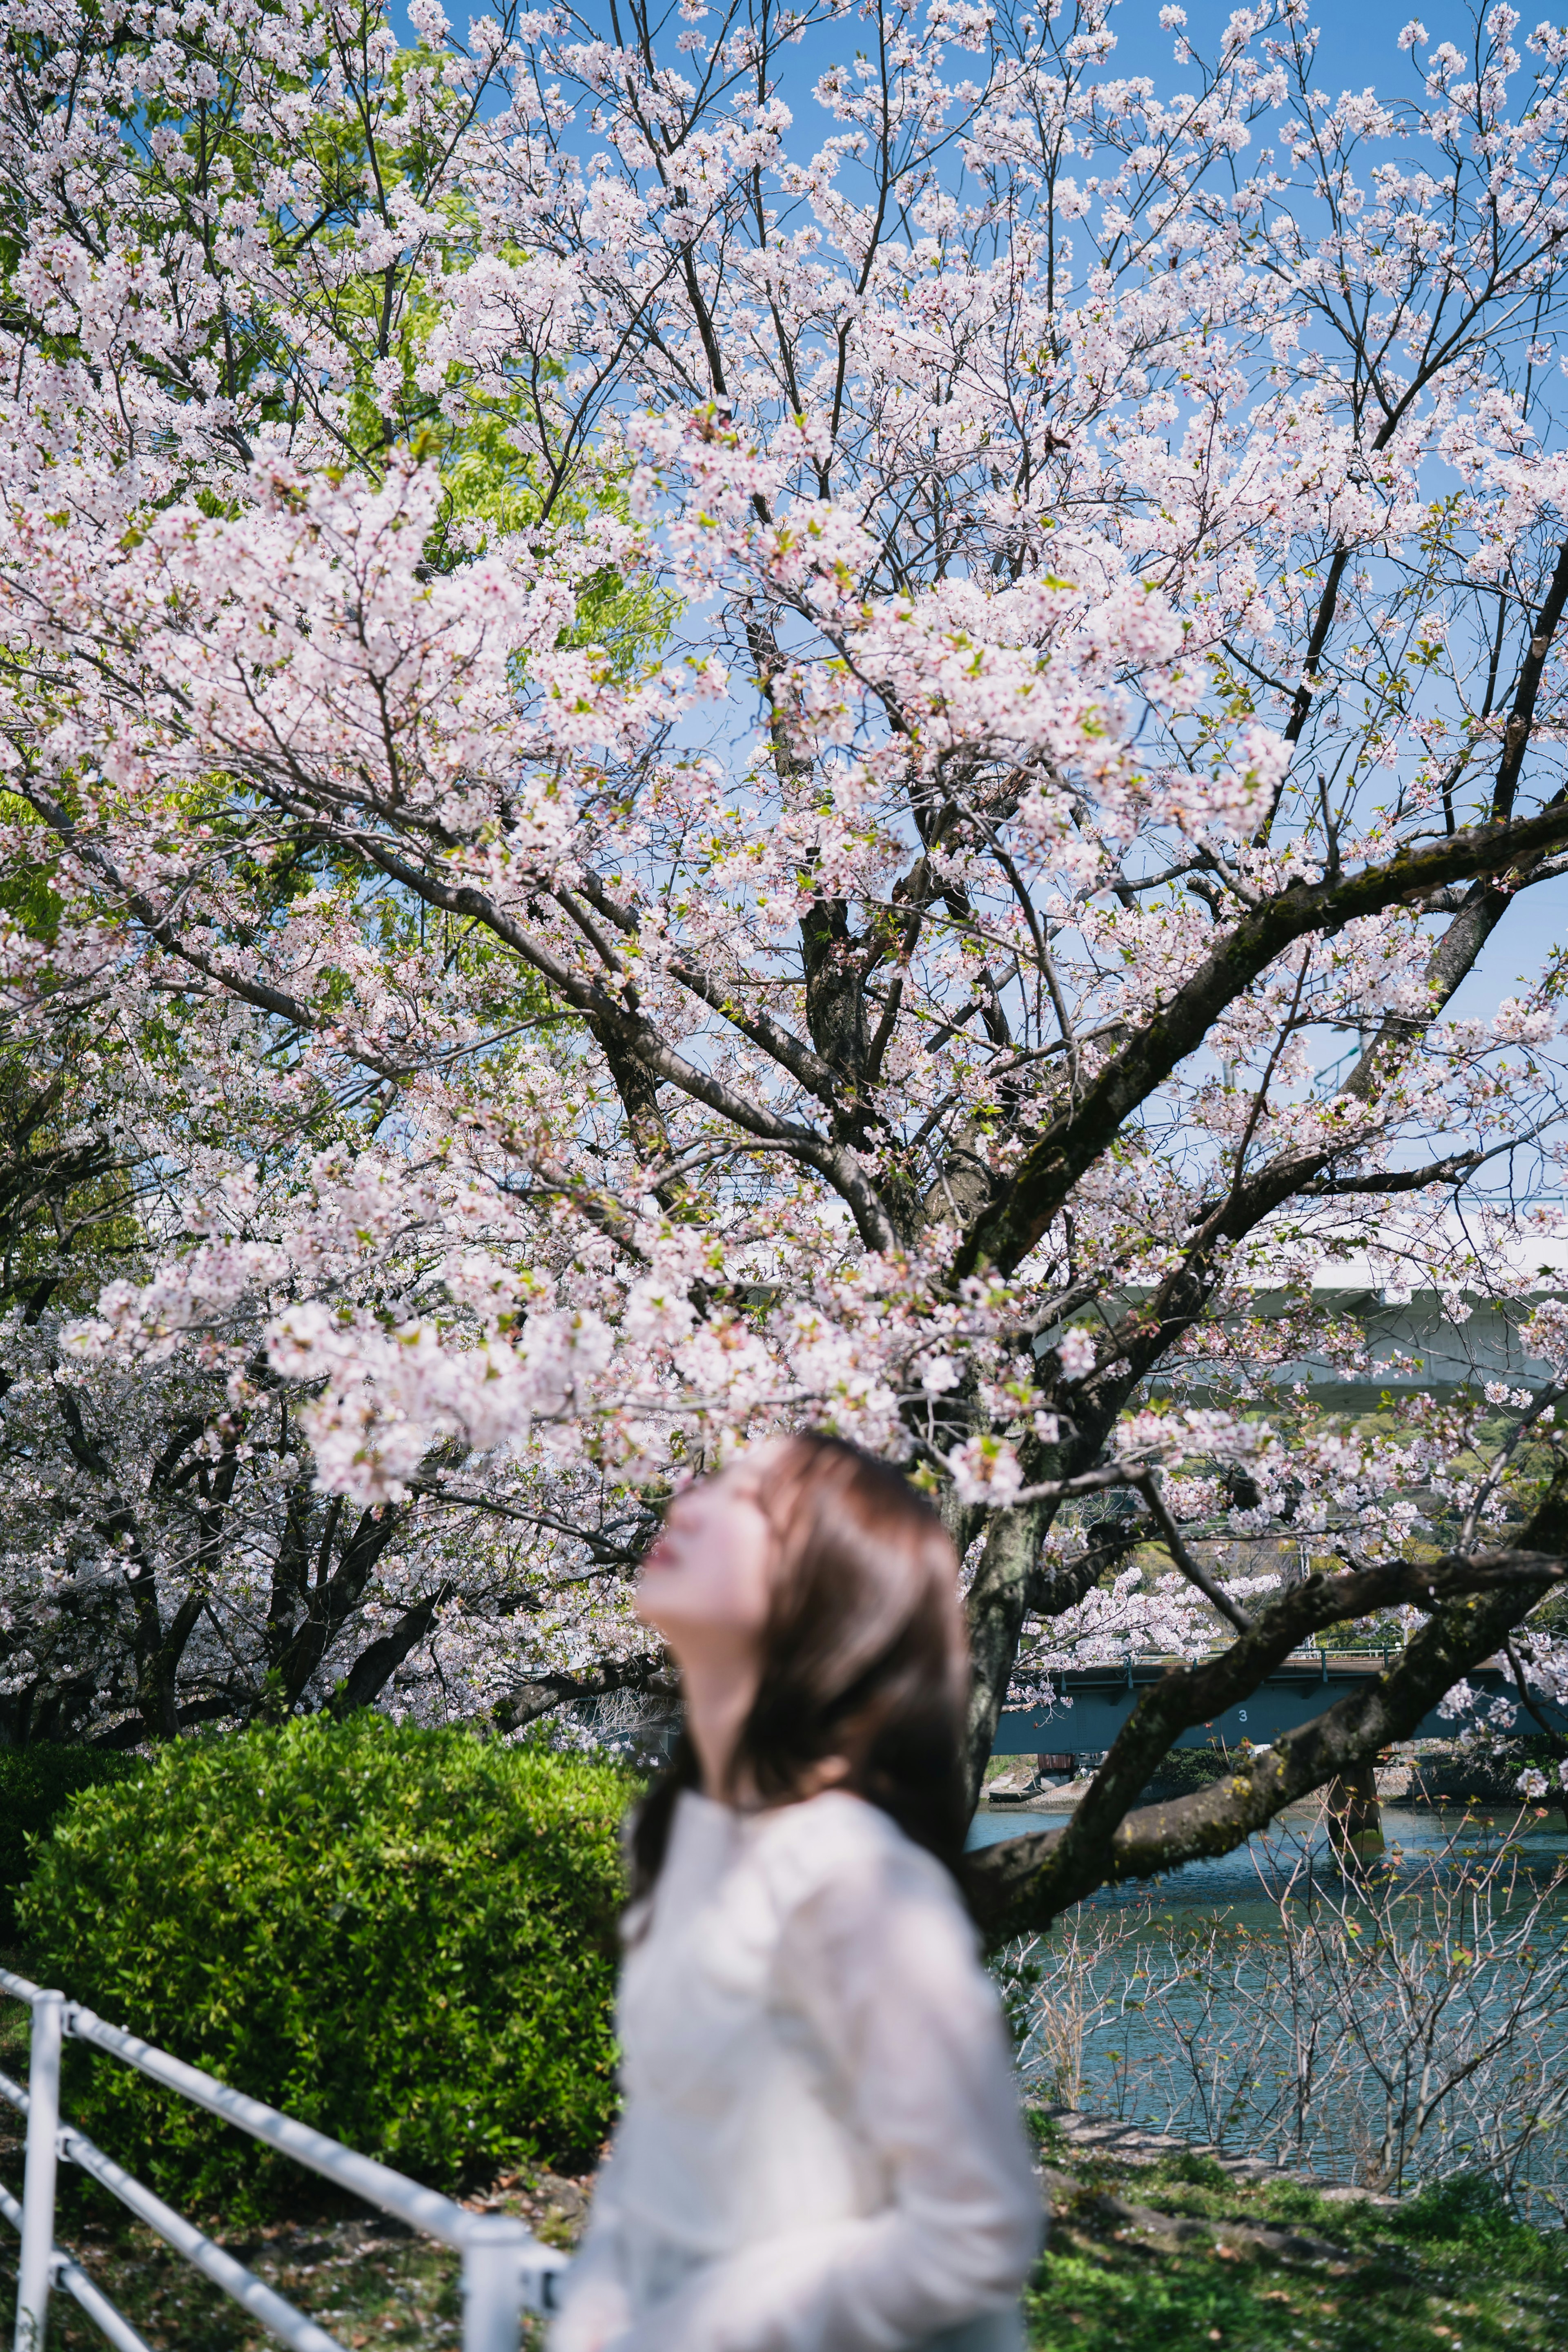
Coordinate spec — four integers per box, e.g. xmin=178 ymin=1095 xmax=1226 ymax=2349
xmin=4 ymin=0 xmax=1568 ymax=1929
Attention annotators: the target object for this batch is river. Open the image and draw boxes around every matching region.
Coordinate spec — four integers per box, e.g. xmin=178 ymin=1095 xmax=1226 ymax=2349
xmin=966 ymin=1800 xmax=1568 ymax=1911
xmin=969 ymin=1803 xmax=1568 ymax=2213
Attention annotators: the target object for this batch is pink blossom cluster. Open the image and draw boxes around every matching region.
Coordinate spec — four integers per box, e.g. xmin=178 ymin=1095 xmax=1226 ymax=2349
xmin=2 ymin=0 xmax=1568 ymax=1749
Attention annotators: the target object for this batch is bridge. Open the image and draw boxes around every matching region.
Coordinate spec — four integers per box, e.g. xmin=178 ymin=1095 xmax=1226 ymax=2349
xmin=993 ymin=1651 xmax=1568 ymax=1757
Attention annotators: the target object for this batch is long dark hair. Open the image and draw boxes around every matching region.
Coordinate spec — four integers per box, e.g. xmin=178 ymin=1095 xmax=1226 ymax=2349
xmin=628 ymin=1435 xmax=970 ymax=1904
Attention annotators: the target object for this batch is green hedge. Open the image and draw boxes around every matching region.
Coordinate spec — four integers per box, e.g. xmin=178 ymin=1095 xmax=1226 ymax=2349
xmin=0 ymin=1746 xmax=146 ymax=1942
xmin=20 ymin=1717 xmax=631 ymax=2213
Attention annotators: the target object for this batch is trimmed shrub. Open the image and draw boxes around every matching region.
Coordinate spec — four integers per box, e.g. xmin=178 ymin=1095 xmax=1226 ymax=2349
xmin=20 ymin=1716 xmax=631 ymax=2212
xmin=0 ymin=1746 xmax=146 ymax=1942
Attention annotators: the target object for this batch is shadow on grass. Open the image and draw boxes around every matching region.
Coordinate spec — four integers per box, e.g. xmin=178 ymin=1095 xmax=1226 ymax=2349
xmin=1027 ymin=2130 xmax=1568 ymax=2352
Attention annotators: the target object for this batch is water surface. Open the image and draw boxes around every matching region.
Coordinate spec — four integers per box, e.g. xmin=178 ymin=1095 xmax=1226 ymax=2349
xmin=965 ymin=1802 xmax=1568 ymax=1926
xmin=973 ymin=1801 xmax=1568 ymax=2209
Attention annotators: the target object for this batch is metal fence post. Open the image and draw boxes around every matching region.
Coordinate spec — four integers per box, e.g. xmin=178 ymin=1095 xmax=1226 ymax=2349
xmin=14 ymin=1991 xmax=64 ymax=2352
xmin=461 ymin=2216 xmax=529 ymax=2352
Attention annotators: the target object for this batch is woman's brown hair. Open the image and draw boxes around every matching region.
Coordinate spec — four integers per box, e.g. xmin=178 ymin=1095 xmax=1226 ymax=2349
xmin=628 ymin=1434 xmax=970 ymax=1902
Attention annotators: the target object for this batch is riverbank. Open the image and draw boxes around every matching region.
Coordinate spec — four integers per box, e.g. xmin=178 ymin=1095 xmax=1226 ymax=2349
xmin=982 ymin=1740 xmax=1568 ymax=1816
xmin=979 ymin=1783 xmax=1370 ymax=1817
xmin=980 ymin=1788 xmax=1394 ymax=1815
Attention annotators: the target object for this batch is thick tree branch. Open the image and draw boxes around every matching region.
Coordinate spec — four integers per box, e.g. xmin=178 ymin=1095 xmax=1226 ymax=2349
xmin=326 ymin=1583 xmax=453 ymax=1718
xmin=965 ymin=1517 xmax=1568 ymax=1938
xmin=491 ymin=1652 xmax=676 ymax=1732
xmin=339 ymin=833 xmax=901 ymax=1251
xmin=954 ymin=800 xmax=1568 ymax=1280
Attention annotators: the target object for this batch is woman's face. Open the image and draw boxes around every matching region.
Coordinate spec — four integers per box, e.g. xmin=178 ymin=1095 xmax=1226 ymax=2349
xmin=634 ymin=1459 xmax=776 ymax=1659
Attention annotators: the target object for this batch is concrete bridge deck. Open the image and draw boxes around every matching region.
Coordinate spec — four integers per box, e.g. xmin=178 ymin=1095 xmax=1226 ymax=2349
xmin=994 ymin=1651 xmax=1568 ymax=1756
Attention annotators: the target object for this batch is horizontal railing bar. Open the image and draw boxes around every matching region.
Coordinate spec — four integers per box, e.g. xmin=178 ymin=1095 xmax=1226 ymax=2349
xmin=1029 ymin=1658 xmax=1424 ymax=1685
xmin=65 ymin=2005 xmax=475 ymax=2249
xmin=1 ymin=2163 xmax=156 ymax=2352
xmin=2 ymin=1971 xmax=567 ymax=2311
xmin=3 ymin=1976 xmax=481 ymax=2252
xmin=59 ymin=2122 xmax=347 ymax=2352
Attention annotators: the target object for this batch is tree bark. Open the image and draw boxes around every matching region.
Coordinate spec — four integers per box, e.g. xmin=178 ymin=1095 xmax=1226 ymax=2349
xmin=963 ymin=1510 xmax=1568 ymax=1938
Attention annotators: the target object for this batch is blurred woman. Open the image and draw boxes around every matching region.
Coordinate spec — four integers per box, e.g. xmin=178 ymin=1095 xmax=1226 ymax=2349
xmin=550 ymin=1434 xmax=1041 ymax=2352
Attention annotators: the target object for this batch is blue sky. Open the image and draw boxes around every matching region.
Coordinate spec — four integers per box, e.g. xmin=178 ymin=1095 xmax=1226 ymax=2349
xmin=1109 ymin=0 xmax=1418 ymax=88
xmin=403 ymin=1 xmax=1565 ymax=1099
xmin=764 ymin=2 xmax=1568 ymax=1050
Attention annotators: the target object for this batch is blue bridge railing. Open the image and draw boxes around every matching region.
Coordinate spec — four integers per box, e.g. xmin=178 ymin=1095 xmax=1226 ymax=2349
xmin=993 ymin=1648 xmax=1568 ymax=1754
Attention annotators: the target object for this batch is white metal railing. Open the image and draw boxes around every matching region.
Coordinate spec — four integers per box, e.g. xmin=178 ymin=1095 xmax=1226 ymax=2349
xmin=0 ymin=1967 xmax=568 ymax=2352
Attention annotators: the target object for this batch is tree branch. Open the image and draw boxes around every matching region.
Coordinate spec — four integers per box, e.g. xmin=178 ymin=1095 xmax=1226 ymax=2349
xmin=965 ymin=1529 xmax=1567 ymax=1938
xmin=953 ymin=800 xmax=1568 ymax=1280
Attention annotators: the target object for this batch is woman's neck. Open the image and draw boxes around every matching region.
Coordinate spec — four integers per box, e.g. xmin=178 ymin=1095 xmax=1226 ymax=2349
xmin=678 ymin=1648 xmax=760 ymax=1801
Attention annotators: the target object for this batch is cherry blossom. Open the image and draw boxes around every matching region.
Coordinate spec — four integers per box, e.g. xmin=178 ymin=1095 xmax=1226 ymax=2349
xmin=1 ymin=0 xmax=1567 ymax=1922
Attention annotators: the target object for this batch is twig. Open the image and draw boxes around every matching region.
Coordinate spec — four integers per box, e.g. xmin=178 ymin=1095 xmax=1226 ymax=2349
xmin=1134 ymin=1471 xmax=1254 ymax=1634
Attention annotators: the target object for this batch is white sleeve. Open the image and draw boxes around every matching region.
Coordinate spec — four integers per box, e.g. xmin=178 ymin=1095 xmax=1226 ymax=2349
xmin=606 ymin=1839 xmax=1041 ymax=2352
xmin=547 ymin=2144 xmax=633 ymax=2352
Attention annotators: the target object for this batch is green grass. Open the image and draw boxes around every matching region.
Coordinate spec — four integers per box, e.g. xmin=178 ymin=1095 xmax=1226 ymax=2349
xmin=11 ymin=2131 xmax=1561 ymax=2352
xmin=4 ymin=2207 xmax=471 ymax=2352
xmin=0 ymin=2156 xmax=588 ymax=2352
xmin=8 ymin=1976 xmax=1565 ymax=2352
xmin=1027 ymin=2122 xmax=1568 ymax=2350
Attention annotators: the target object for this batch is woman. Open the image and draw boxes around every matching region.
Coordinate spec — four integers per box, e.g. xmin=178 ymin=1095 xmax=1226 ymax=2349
xmin=550 ymin=1434 xmax=1042 ymax=2352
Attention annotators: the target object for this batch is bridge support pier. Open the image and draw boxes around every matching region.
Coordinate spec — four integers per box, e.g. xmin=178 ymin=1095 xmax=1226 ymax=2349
xmin=1326 ymin=1759 xmax=1384 ymax=1868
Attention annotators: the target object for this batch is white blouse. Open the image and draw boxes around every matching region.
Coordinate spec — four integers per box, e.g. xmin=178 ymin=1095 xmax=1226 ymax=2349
xmin=549 ymin=1788 xmax=1042 ymax=2352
